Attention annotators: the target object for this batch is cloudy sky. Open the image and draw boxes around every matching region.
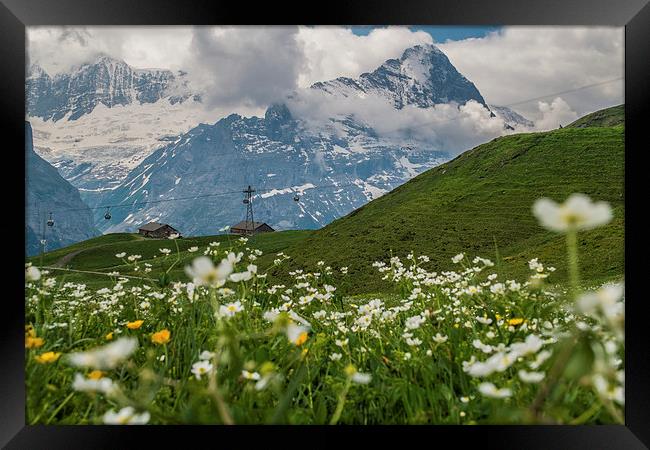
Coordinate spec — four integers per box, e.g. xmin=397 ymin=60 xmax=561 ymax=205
xmin=27 ymin=25 xmax=623 ymax=129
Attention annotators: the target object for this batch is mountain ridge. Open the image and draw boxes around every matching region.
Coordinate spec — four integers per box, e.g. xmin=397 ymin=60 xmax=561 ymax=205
xmin=27 ymin=55 xmax=198 ymax=122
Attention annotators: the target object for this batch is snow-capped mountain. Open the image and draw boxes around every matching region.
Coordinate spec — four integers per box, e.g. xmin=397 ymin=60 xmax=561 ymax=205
xmin=310 ymin=44 xmax=488 ymax=109
xmin=27 ymin=56 xmax=208 ymax=193
xmin=25 ymin=122 xmax=99 ymax=256
xmin=27 ymin=55 xmax=198 ymax=121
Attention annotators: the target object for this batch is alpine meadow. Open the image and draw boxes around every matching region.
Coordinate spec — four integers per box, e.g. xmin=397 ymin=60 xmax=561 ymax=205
xmin=25 ymin=26 xmax=625 ymax=425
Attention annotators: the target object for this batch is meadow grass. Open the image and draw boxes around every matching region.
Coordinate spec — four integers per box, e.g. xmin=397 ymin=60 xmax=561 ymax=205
xmin=24 ymin=201 xmax=624 ymax=424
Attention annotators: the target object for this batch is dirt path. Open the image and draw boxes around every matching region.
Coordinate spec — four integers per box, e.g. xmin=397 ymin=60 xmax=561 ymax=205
xmin=53 ymin=249 xmax=85 ymax=268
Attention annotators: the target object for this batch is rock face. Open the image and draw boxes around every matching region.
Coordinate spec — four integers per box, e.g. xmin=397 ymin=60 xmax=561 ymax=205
xmin=310 ymin=44 xmax=488 ymax=109
xmin=26 ymin=55 xmax=196 ymax=122
xmin=25 ymin=122 xmax=99 ymax=256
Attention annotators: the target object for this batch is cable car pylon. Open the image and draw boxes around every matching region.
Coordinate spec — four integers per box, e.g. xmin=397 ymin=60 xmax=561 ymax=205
xmin=242 ymin=185 xmax=255 ymax=236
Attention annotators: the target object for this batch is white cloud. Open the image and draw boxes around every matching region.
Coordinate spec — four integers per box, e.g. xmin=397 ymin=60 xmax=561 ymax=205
xmin=182 ymin=26 xmax=306 ymax=111
xmin=27 ymin=26 xmax=193 ymax=75
xmin=295 ymin=26 xmax=432 ymax=87
xmin=438 ymin=27 xmax=624 ymax=121
xmin=533 ymin=97 xmax=579 ymax=131
xmin=286 ymin=89 xmax=514 ymax=155
xmin=27 ymin=25 xmax=623 ymax=136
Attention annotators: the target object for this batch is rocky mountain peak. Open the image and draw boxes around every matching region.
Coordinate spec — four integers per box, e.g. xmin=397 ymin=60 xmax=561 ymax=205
xmin=310 ymin=44 xmax=487 ymax=110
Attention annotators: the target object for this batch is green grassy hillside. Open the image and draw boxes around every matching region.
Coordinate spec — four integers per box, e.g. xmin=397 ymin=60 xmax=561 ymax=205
xmin=29 ymin=230 xmax=313 ymax=289
xmin=272 ymin=107 xmax=624 ymax=293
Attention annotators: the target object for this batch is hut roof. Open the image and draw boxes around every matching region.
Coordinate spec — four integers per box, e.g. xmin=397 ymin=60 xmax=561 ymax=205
xmin=139 ymin=222 xmax=168 ymax=232
xmin=230 ymin=221 xmax=272 ymax=231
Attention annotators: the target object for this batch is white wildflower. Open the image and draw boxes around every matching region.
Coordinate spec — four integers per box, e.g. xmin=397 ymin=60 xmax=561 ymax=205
xmin=191 ymin=360 xmax=214 ymax=380
xmin=67 ymin=337 xmax=138 ymax=370
xmin=199 ymin=350 xmax=216 ymax=360
xmin=518 ymin=370 xmax=545 ymax=383
xmin=219 ymin=301 xmax=243 ymax=317
xmin=185 ymin=256 xmax=233 ymax=288
xmin=433 ymin=333 xmax=448 ymax=344
xmin=242 ymin=370 xmax=261 ymax=380
xmin=533 ymin=193 xmax=612 ymax=232
xmin=103 ymin=407 xmax=150 ymax=425
xmin=478 ymin=382 xmax=512 ymax=399
xmin=72 ymin=373 xmax=117 ymax=395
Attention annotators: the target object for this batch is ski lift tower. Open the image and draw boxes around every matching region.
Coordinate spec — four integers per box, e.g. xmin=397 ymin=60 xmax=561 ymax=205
xmin=242 ymin=185 xmax=256 ymax=236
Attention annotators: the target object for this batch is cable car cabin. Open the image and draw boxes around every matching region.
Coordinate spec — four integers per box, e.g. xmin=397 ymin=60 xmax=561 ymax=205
xmin=230 ymin=221 xmax=275 ymax=236
xmin=138 ymin=222 xmax=182 ymax=239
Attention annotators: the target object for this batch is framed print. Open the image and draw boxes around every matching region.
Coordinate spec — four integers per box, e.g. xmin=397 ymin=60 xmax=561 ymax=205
xmin=2 ymin=0 xmax=649 ymax=446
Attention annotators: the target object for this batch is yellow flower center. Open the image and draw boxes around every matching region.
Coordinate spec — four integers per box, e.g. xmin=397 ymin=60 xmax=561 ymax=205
xmin=560 ymin=209 xmax=584 ymax=227
xmin=294 ymin=331 xmax=309 ymax=346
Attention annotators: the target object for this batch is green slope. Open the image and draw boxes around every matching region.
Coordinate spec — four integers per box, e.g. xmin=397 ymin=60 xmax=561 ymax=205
xmin=566 ymin=104 xmax=624 ymax=128
xmin=274 ymin=107 xmax=624 ymax=294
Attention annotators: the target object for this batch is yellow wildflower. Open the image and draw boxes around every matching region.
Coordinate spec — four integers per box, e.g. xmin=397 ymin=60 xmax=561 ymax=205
xmin=151 ymin=329 xmax=171 ymax=345
xmin=25 ymin=336 xmax=44 ymax=349
xmin=105 ymin=332 xmax=114 ymax=340
xmin=126 ymin=320 xmax=144 ymax=330
xmin=88 ymin=370 xmax=105 ymax=380
xmin=25 ymin=325 xmax=36 ymax=338
xmin=35 ymin=351 xmax=61 ymax=364
xmin=508 ymin=318 xmax=525 ymax=326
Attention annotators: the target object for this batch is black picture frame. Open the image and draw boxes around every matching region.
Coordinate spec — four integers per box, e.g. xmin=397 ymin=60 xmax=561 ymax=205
xmin=2 ymin=0 xmax=648 ymax=447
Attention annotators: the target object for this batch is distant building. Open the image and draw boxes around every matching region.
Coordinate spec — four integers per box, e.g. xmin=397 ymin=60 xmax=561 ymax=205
xmin=138 ymin=222 xmax=181 ymax=238
xmin=230 ymin=221 xmax=275 ymax=236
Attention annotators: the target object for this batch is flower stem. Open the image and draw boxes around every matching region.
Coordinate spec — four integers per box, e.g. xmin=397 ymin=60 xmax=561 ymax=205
xmin=569 ymin=401 xmax=601 ymax=425
xmin=329 ymin=379 xmax=351 ymax=425
xmin=529 ymin=335 xmax=577 ymax=421
xmin=566 ymin=229 xmax=580 ymax=298
xmin=208 ymin=355 xmax=234 ymax=425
